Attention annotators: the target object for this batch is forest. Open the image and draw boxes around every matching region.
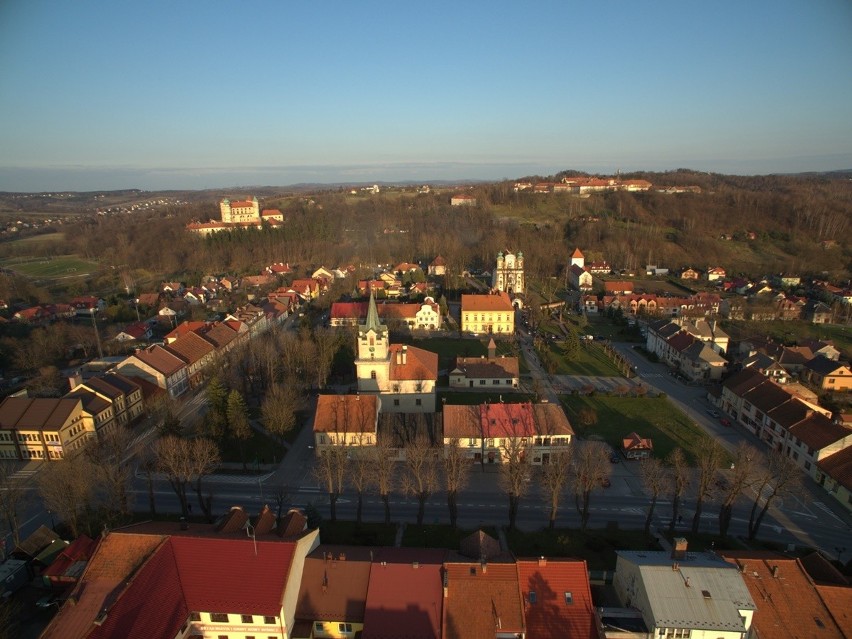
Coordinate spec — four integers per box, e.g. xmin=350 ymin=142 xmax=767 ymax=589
xmin=0 ymin=169 xmax=849 ymax=305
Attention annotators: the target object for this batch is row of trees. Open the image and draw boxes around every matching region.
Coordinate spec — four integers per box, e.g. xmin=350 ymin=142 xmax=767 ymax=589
xmin=312 ymin=433 xmax=801 ymax=540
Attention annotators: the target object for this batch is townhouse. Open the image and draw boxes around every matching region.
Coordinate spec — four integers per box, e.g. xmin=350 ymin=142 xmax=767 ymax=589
xmin=449 ymin=338 xmax=520 ymax=389
xmin=116 ymin=344 xmax=190 ymax=399
xmin=461 ymin=292 xmax=515 ymax=334
xmin=0 ymin=397 xmax=90 ymax=461
xmin=442 ymin=401 xmax=574 ymax=465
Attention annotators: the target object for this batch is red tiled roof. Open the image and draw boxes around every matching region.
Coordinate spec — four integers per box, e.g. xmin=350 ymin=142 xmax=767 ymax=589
xmin=362 ymin=548 xmax=445 ymax=639
xmin=443 ymin=562 xmax=524 ymax=639
xmin=132 ymin=344 xmax=186 ymax=376
xmin=165 ymin=331 xmax=215 ymax=365
xmin=42 ymin=535 xmax=98 ymax=580
xmin=389 ymin=345 xmax=438 ymax=381
xmin=815 ymin=585 xmax=852 ymax=637
xmin=0 ymin=397 xmax=80 ymax=430
xmin=461 ymin=292 xmax=513 ymax=312
xmin=481 ymin=402 xmax=536 ymax=439
xmin=442 ymin=404 xmax=481 ymax=439
xmin=817 ymin=446 xmax=852 ymax=492
xmin=314 ymin=395 xmax=379 ymax=433
xmin=517 ymin=558 xmax=597 ymax=639
xmin=720 ymin=554 xmax=844 ymax=639
xmin=296 ymin=546 xmax=373 ymax=623
xmin=170 ymin=535 xmax=295 ymax=616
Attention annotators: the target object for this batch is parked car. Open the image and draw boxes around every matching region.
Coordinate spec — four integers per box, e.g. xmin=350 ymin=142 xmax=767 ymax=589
xmin=720 ymin=418 xmax=732 ymax=427
xmin=706 ymin=409 xmax=720 ymax=418
xmin=610 ymin=454 xmax=620 ymax=464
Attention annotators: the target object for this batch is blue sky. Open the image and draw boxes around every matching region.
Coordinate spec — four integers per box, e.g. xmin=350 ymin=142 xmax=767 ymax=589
xmin=1 ymin=0 xmax=851 ymax=191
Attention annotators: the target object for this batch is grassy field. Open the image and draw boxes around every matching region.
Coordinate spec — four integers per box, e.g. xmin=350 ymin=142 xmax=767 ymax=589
xmin=0 ymin=254 xmax=98 ymax=279
xmin=560 ymin=395 xmax=726 ymax=464
xmin=412 ymin=337 xmax=488 ymax=370
xmin=536 ymin=340 xmax=622 ymax=376
xmin=439 ymin=391 xmax=536 ymax=406
xmin=4 ymin=231 xmax=67 ymax=245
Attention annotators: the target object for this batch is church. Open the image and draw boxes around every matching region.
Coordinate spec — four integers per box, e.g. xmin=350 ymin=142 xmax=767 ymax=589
xmin=355 ymin=293 xmax=438 ymax=413
xmin=491 ymin=251 xmax=524 ymax=308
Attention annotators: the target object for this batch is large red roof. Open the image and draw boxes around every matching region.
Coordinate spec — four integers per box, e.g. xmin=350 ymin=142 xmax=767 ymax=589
xmin=516 ymin=558 xmax=598 ymax=639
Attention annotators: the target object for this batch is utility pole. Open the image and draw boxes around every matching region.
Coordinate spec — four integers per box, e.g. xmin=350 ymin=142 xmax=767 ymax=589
xmin=91 ymin=311 xmax=104 ymax=359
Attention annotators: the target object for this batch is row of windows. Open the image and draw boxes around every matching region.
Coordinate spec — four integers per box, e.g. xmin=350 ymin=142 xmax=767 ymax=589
xmin=193 ymin=612 xmax=276 ymax=624
xmin=476 ymin=379 xmax=513 ymax=385
xmin=315 ymin=622 xmax=354 ymax=633
xmin=466 ymin=314 xmax=511 ymax=322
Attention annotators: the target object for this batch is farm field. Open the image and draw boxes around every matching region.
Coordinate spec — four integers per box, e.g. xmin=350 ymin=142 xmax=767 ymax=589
xmin=0 ymin=255 xmax=98 ymax=279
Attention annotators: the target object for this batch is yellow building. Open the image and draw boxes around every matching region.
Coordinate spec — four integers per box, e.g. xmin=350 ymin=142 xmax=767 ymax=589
xmin=0 ymin=397 xmax=93 ymax=461
xmin=460 ymin=292 xmax=515 ymax=334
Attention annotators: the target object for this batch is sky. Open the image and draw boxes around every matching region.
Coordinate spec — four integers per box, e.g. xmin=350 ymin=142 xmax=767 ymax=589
xmin=1 ymin=0 xmax=851 ymax=191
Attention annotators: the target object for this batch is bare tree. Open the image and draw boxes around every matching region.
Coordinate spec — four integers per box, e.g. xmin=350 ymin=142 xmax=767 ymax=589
xmin=37 ymin=452 xmax=96 ymax=537
xmin=747 ymin=449 xmax=802 ymax=540
xmin=188 ymin=438 xmax=221 ymax=522
xmin=443 ymin=438 xmax=471 ymax=528
xmin=86 ymin=427 xmax=136 ymax=523
xmin=262 ymin=382 xmax=305 ymax=452
xmin=692 ymin=437 xmax=724 ymax=534
xmin=271 ymin=483 xmax=290 ymax=524
xmin=541 ymin=449 xmax=573 ymax=530
xmin=499 ymin=437 xmax=532 ymax=531
xmin=313 ymin=446 xmax=348 ymax=522
xmin=156 ymin=436 xmax=218 ymax=518
xmin=0 ymin=461 xmax=25 ymax=547
xmin=312 ymin=327 xmax=341 ymax=389
xmin=349 ymin=454 xmax=372 ymax=524
xmin=370 ymin=436 xmax=396 ymax=525
xmin=577 ymin=406 xmax=598 ymax=427
xmin=640 ymin=457 xmax=668 ymax=534
xmin=719 ymin=443 xmax=759 ymax=538
xmin=570 ymin=441 xmax=610 ymax=531
xmin=666 ymin=448 xmax=690 ymax=532
xmin=402 ymin=435 xmax=439 ymax=526
xmin=138 ymin=445 xmax=158 ymax=518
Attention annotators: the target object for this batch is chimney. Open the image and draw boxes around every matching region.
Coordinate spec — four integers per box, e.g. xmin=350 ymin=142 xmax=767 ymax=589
xmin=672 ymin=537 xmax=688 ymax=561
xmin=738 ymin=561 xmax=747 ymax=573
xmin=68 ymin=370 xmax=83 ymax=391
xmin=684 ymin=577 xmax=691 ymax=588
xmin=538 ymin=556 xmax=547 ymax=567
xmin=412 ymin=561 xmax=419 ymax=569
xmin=402 ymin=345 xmax=407 ymax=365
xmin=396 ymin=349 xmax=402 ymax=365
xmin=771 ymin=565 xmax=779 ymax=578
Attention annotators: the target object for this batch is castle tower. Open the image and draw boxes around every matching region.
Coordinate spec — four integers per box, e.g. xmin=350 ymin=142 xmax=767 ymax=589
xmin=219 ymin=198 xmax=232 ymax=223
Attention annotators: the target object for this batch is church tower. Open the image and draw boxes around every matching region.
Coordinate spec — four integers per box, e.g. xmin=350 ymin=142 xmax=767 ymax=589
xmin=570 ymin=247 xmax=585 ymax=269
xmin=492 ymin=250 xmax=525 ymax=296
xmin=355 ymin=291 xmax=390 ymax=393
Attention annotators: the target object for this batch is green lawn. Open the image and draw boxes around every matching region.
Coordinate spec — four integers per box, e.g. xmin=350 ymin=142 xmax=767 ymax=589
xmin=0 ymin=254 xmax=98 ymax=279
xmin=560 ymin=395 xmax=725 ymax=464
xmin=536 ymin=341 xmax=623 ymax=376
xmin=412 ymin=337 xmax=488 ymax=370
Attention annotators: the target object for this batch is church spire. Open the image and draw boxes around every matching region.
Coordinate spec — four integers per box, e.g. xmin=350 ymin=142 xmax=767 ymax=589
xmin=361 ymin=289 xmax=387 ymax=335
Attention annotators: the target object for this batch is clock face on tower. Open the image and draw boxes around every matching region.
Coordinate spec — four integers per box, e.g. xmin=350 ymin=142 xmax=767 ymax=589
xmin=369 ymin=346 xmax=375 ymax=352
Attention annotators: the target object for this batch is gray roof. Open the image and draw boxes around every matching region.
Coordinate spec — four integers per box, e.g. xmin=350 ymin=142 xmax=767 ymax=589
xmin=618 ymin=551 xmax=755 ymax=632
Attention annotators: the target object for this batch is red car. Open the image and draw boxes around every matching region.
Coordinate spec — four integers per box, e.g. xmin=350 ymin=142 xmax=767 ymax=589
xmin=720 ymin=418 xmax=732 ymax=427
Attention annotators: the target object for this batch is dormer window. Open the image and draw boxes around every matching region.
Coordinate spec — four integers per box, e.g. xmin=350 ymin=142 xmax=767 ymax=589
xmin=528 ymin=591 xmax=537 ymax=604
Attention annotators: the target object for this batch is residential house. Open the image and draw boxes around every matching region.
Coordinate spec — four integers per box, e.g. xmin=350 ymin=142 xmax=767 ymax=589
xmin=40 ymin=527 xmax=320 ymax=639
xmin=622 ymin=432 xmax=653 ymax=460
xmin=266 ymin=262 xmax=293 ymax=276
xmin=80 ymin=373 xmax=144 ymax=428
xmin=741 ymin=351 xmax=790 ymax=384
xmin=450 ymin=338 xmax=519 ymax=389
xmin=112 ymin=321 xmax=152 ymax=342
xmin=164 ymin=331 xmax=216 ymax=389
xmin=806 ymin=301 xmax=833 ymax=324
xmin=293 ymin=546 xmax=373 ymax=638
xmin=680 ymin=267 xmax=699 ymax=280
xmin=569 ymin=264 xmax=594 ymax=291
xmin=69 ymin=296 xmax=105 ymax=317
xmin=705 ymin=266 xmax=726 ymax=281
xmin=516 ymin=557 xmax=597 ymax=639
xmin=613 ymin=541 xmax=755 ymax=639
xmin=428 ymin=255 xmax=447 ymax=276
xmin=160 ymin=281 xmax=183 ymax=294
xmin=442 ymin=402 xmax=574 ymax=465
xmin=582 ymin=295 xmax=600 ymax=314
xmin=442 ymin=559 xmax=525 ymax=639
xmin=804 ymin=357 xmax=852 ymax=392
xmin=197 ymin=321 xmax=239 ymax=353
xmin=290 ymin=278 xmax=321 ymax=300
xmin=136 ymin=292 xmax=161 ymax=309
xmin=313 ymin=394 xmax=380 ymax=452
xmin=450 ymin=194 xmax=477 ymax=206
xmin=816 ymin=447 xmax=852 ymax=513
xmin=242 ymin=273 xmax=276 ymax=288
xmin=719 ymin=552 xmax=846 ymax=639
xmin=116 ymin=344 xmax=189 ymax=398
xmin=164 ymin=321 xmax=208 ymax=344
xmin=604 ymin=281 xmax=634 ymax=295
xmin=0 ymin=397 xmax=91 ymax=461
xmin=461 ymin=292 xmax=515 ymax=334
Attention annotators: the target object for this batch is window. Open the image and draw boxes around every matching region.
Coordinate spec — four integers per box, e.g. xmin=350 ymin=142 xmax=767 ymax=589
xmin=315 ymin=622 xmax=323 ymax=631
xmin=263 ymin=616 xmax=275 ymax=624
xmin=371 ymin=371 xmax=377 ymax=379
xmin=393 ymin=399 xmax=400 ymax=406
xmin=415 ymin=398 xmax=421 ymax=406
xmin=211 ymin=613 xmax=229 ymax=623
xmin=218 ymin=635 xmax=228 ymax=639
xmin=190 ymin=612 xmax=201 ymax=621
xmin=241 ymin=614 xmax=253 ymax=623
xmin=564 ymin=592 xmax=573 ymax=604
xmin=493 ymin=379 xmax=500 ymax=385
xmin=339 ymin=623 xmax=353 ymax=633
xmin=528 ymin=591 xmax=537 ymax=604
xmin=480 ymin=379 xmax=486 ymax=385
